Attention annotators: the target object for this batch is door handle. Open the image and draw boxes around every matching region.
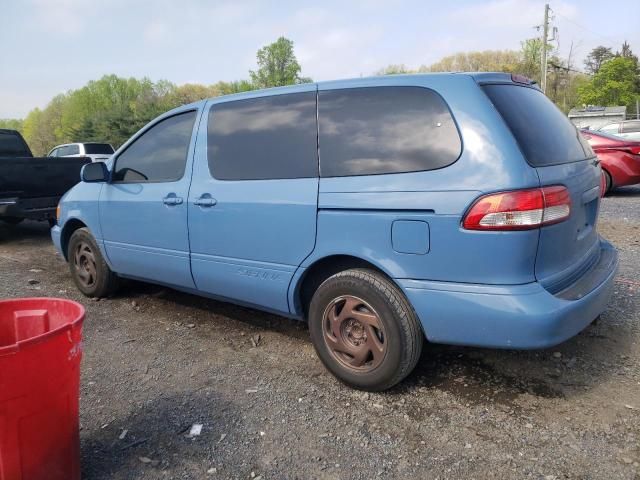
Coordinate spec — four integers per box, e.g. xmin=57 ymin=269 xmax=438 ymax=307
xmin=163 ymin=195 xmax=183 ymax=206
xmin=194 ymin=194 xmax=217 ymax=207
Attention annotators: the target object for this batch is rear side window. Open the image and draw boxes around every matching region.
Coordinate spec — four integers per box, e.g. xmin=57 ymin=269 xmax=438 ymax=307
xmin=207 ymin=92 xmax=317 ymax=180
xmin=0 ymin=131 xmax=31 ymax=157
xmin=318 ymin=87 xmax=461 ymax=177
xmin=113 ymin=110 xmax=196 ymax=183
xmin=483 ymin=84 xmax=591 ymax=167
xmin=84 ymin=143 xmax=114 ymax=154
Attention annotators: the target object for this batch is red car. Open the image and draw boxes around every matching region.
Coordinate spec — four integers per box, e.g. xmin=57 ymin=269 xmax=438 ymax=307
xmin=581 ymin=129 xmax=640 ymax=193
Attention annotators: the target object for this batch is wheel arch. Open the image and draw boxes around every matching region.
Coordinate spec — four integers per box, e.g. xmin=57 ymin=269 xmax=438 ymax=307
xmin=292 ymin=254 xmax=401 ymax=319
xmin=60 ymin=218 xmax=88 ymax=261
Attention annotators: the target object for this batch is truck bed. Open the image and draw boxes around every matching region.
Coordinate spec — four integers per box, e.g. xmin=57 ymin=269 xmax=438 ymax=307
xmin=0 ymin=156 xmax=90 ymax=222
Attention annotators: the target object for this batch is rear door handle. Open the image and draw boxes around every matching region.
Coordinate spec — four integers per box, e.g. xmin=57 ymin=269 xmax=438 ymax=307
xmin=194 ymin=194 xmax=217 ymax=207
xmin=163 ymin=195 xmax=183 ymax=206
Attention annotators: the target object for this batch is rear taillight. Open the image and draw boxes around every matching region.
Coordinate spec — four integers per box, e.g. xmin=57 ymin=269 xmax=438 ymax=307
xmin=463 ymin=186 xmax=571 ymax=231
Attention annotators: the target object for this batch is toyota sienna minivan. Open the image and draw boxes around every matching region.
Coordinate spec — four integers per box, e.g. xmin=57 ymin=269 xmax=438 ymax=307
xmin=52 ymin=73 xmax=618 ymax=391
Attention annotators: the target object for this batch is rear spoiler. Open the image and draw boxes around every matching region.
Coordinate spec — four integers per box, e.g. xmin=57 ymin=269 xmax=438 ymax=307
xmin=469 ymin=72 xmax=540 ymax=89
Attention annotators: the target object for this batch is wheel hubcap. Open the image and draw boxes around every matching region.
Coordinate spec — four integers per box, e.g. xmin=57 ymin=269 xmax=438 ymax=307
xmin=322 ymin=295 xmax=386 ymax=372
xmin=73 ymin=241 xmax=97 ymax=288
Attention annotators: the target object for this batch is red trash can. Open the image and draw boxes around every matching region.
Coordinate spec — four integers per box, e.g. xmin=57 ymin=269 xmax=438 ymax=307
xmin=0 ymin=298 xmax=85 ymax=480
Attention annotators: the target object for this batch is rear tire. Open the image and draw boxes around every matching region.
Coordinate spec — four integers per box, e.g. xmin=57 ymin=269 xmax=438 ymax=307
xmin=308 ymin=268 xmax=423 ymax=391
xmin=67 ymin=228 xmax=119 ymax=297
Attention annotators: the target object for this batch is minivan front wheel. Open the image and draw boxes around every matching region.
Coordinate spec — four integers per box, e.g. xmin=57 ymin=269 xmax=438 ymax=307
xmin=309 ymin=269 xmax=423 ymax=391
xmin=68 ymin=228 xmax=118 ymax=297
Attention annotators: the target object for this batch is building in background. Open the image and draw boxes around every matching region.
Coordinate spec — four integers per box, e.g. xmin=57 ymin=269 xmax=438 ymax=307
xmin=568 ymin=106 xmax=627 ymax=130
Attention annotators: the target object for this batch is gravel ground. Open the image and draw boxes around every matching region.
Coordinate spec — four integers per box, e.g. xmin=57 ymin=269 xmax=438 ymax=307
xmin=0 ymin=187 xmax=639 ymax=480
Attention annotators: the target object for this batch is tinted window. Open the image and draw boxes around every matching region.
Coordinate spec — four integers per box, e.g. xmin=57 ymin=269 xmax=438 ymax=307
xmin=318 ymin=87 xmax=461 ymax=177
xmin=114 ymin=111 xmax=196 ymax=182
xmin=58 ymin=145 xmax=78 ymax=156
xmin=621 ymin=121 xmax=640 ymax=133
xmin=0 ymin=131 xmax=31 ymax=157
xmin=84 ymin=143 xmax=114 ymax=154
xmin=207 ymin=92 xmax=317 ymax=180
xmin=483 ymin=85 xmax=591 ymax=167
xmin=49 ymin=148 xmax=58 ymax=157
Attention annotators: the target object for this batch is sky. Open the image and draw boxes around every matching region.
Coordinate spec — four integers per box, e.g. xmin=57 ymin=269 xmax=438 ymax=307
xmin=1 ymin=0 xmax=639 ymax=118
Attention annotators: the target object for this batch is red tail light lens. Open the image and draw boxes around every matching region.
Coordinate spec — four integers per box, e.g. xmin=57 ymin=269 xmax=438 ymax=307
xmin=626 ymin=146 xmax=640 ymax=155
xmin=463 ymin=186 xmax=571 ymax=231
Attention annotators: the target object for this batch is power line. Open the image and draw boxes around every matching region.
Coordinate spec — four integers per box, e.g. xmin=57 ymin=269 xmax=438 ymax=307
xmin=548 ymin=61 xmax=591 ymax=76
xmin=553 ymin=11 xmax=626 ymax=49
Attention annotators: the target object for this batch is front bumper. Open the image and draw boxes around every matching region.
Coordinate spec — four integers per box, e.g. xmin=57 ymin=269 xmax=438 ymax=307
xmin=399 ymin=239 xmax=618 ymax=349
xmin=51 ymin=225 xmax=63 ymax=258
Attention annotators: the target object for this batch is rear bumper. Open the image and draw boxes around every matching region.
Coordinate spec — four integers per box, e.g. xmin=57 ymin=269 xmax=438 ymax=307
xmin=0 ymin=196 xmax=58 ymax=221
xmin=399 ymin=238 xmax=618 ymax=349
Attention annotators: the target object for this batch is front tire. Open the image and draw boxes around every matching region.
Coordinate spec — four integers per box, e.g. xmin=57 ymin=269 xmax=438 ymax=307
xmin=67 ymin=228 xmax=118 ymax=297
xmin=308 ymin=269 xmax=423 ymax=391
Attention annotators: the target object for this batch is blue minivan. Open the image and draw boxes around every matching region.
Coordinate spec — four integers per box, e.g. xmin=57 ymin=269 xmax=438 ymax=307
xmin=52 ymin=73 xmax=618 ymax=390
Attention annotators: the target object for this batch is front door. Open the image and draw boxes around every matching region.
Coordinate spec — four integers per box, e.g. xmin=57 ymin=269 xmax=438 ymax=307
xmin=100 ymin=109 xmax=199 ymax=288
xmin=188 ymin=88 xmax=319 ymax=314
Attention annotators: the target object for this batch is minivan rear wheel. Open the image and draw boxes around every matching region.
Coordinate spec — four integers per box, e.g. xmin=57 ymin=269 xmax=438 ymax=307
xmin=68 ymin=227 xmax=119 ymax=297
xmin=308 ymin=269 xmax=423 ymax=391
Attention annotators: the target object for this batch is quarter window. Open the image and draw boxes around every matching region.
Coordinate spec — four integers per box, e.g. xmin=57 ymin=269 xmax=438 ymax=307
xmin=113 ymin=111 xmax=196 ymax=183
xmin=207 ymin=92 xmax=318 ymax=180
xmin=318 ymin=87 xmax=461 ymax=177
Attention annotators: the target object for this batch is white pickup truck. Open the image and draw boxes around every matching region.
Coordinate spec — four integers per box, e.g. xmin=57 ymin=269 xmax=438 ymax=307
xmin=48 ymin=142 xmax=114 ymax=162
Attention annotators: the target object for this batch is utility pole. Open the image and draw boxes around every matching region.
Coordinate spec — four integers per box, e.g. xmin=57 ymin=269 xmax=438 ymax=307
xmin=540 ymin=3 xmax=550 ymax=93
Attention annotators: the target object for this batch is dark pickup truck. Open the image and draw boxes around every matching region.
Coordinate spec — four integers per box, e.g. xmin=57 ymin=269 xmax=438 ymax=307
xmin=0 ymin=129 xmax=90 ymax=225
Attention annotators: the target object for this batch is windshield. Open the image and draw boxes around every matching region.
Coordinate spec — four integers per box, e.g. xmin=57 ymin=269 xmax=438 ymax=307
xmin=84 ymin=143 xmax=114 ymax=154
xmin=482 ymin=84 xmax=592 ymax=167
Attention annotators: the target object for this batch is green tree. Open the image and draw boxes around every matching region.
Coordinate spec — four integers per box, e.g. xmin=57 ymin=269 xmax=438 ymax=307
xmin=584 ymin=46 xmax=614 ymax=75
xmin=578 ymin=56 xmax=640 ymax=108
xmin=249 ymin=37 xmax=311 ymax=88
xmin=376 ymin=64 xmax=412 ymax=75
xmin=0 ymin=118 xmax=23 ymax=132
xmin=617 ymin=41 xmax=638 ymax=63
xmin=213 ymin=79 xmax=256 ymax=95
xmin=420 ymin=50 xmax=521 ymax=73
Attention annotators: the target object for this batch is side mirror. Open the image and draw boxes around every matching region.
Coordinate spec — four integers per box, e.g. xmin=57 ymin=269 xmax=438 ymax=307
xmin=81 ymin=162 xmax=109 ymax=183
